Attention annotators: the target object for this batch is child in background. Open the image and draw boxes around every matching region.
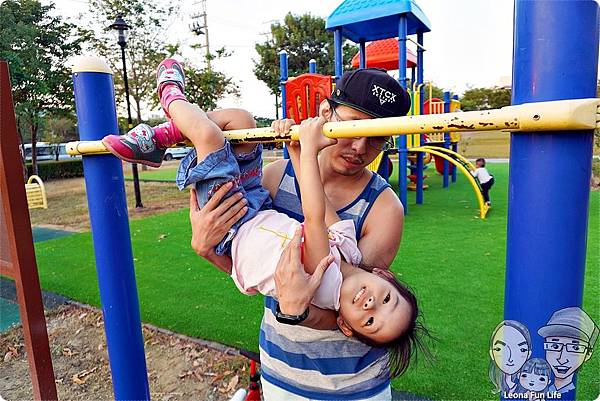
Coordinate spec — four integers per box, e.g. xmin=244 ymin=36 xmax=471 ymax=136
xmin=102 ymin=59 xmax=428 ymax=378
xmin=472 ymin=157 xmax=494 ymax=206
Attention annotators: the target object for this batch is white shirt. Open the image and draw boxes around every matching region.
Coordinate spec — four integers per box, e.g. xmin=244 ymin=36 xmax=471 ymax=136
xmin=230 ymin=210 xmax=362 ymax=310
xmin=472 ymin=167 xmax=493 ymax=184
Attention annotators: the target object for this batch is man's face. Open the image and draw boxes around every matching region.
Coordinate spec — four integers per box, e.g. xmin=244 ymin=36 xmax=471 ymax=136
xmin=544 ymin=336 xmax=591 ymax=379
xmin=321 ymin=103 xmax=384 ymax=177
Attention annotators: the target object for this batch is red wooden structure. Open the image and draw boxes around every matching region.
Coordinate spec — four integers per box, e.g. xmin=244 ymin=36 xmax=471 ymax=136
xmin=0 ymin=61 xmax=57 ymax=400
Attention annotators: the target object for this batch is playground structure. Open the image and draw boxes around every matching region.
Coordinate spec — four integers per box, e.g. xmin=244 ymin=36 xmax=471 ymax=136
xmin=25 ymin=175 xmax=48 ymax=210
xmin=5 ymin=0 xmax=599 ymax=400
xmin=278 ymin=19 xmax=490 ymax=217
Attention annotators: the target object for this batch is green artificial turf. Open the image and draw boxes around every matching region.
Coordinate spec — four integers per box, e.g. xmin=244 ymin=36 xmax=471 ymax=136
xmin=125 ymin=167 xmax=178 ymax=182
xmin=34 ymin=162 xmax=599 ymax=400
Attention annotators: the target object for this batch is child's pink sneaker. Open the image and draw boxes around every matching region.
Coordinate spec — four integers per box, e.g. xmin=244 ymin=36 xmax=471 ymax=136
xmin=103 ymin=124 xmax=166 ymax=168
xmin=156 ymin=58 xmax=186 ymax=118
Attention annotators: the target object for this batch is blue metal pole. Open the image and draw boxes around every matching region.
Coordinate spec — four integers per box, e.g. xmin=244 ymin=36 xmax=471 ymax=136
xmin=451 ymin=142 xmax=458 ymax=183
xmin=334 ymin=29 xmax=343 ymax=79
xmin=451 ymin=94 xmax=458 ymax=182
xmin=309 ymin=58 xmax=317 ymax=74
xmin=442 ymin=91 xmax=450 ymax=188
xmin=410 ymin=67 xmax=416 ymax=90
xmin=72 ymin=58 xmax=150 ymax=401
xmin=397 ymin=16 xmax=408 ymax=213
xmin=415 ymin=32 xmax=424 ymax=205
xmin=504 ymin=2 xmax=598 ymax=401
xmin=359 ymin=40 xmax=366 ymax=68
xmin=279 ymin=50 xmax=289 ymax=159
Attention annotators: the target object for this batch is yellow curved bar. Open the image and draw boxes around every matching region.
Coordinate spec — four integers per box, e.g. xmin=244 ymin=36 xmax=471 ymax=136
xmin=418 ymin=145 xmax=476 ymax=170
xmin=411 ymin=146 xmax=490 ymax=219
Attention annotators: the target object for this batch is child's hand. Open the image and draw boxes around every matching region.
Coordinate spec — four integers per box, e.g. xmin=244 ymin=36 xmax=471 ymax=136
xmin=271 ymin=119 xmax=295 ymax=139
xmin=299 ymin=117 xmax=337 ymax=154
xmin=272 ymin=118 xmax=300 ymax=156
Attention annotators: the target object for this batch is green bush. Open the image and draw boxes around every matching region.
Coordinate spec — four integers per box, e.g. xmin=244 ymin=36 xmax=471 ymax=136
xmin=26 ymin=159 xmax=84 ymax=181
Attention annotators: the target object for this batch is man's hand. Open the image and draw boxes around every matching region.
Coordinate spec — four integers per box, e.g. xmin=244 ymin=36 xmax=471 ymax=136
xmin=298 ymin=116 xmax=337 ymax=155
xmin=275 ymin=227 xmax=334 ymax=315
xmin=189 ymin=182 xmax=247 ymax=257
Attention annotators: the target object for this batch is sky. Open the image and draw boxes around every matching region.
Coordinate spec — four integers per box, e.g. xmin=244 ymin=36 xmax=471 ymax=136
xmin=53 ymin=0 xmax=516 ymax=119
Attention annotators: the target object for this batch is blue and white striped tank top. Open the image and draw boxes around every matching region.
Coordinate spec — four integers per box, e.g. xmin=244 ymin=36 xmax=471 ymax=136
xmin=259 ymin=161 xmax=391 ymax=400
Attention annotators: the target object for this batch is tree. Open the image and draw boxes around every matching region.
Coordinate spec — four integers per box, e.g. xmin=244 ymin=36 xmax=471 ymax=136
xmin=86 ymin=1 xmax=239 ymax=124
xmin=42 ymin=115 xmax=79 ymax=160
xmin=0 ymin=0 xmax=86 ymax=175
xmin=254 ymin=13 xmax=357 ymax=115
xmin=460 ymin=87 xmax=511 ymax=111
xmin=85 ymin=0 xmax=180 ymax=123
xmin=184 ymin=49 xmax=240 ymax=112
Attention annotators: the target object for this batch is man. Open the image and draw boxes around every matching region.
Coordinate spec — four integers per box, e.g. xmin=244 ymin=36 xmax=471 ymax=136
xmin=538 ymin=306 xmax=598 ymax=395
xmin=190 ymin=68 xmax=410 ymax=400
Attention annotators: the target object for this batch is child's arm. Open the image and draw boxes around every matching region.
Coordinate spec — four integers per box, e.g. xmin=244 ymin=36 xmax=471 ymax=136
xmin=298 ymin=117 xmax=338 ymax=274
xmin=271 ymin=119 xmax=339 ymax=227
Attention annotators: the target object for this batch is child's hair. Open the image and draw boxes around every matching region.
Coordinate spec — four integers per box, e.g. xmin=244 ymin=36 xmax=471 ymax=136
xmin=354 ymin=264 xmax=432 ymax=379
xmin=515 ymin=358 xmax=552 ymax=392
xmin=476 ymin=157 xmax=486 ymax=166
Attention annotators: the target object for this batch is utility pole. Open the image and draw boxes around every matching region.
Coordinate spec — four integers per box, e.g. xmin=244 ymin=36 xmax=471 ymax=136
xmin=190 ymin=0 xmax=211 ymax=70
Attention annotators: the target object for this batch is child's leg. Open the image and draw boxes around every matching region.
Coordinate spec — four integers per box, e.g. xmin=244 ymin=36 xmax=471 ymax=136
xmin=102 ymin=58 xmax=225 ymax=166
xmin=206 ymin=108 xmax=257 ymax=155
xmin=167 ymin=100 xmax=226 ymax=161
xmin=481 ymin=182 xmax=490 ymax=203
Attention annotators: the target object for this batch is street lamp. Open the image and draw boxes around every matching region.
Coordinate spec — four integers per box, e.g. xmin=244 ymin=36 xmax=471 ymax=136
xmin=109 ymin=14 xmax=144 ymax=209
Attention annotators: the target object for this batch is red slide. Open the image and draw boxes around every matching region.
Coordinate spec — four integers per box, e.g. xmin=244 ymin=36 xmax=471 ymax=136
xmin=433 ymin=154 xmax=455 ymax=175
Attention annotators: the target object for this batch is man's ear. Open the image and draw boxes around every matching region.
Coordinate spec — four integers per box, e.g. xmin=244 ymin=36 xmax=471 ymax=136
xmin=320 ymin=99 xmax=333 ymax=119
xmin=337 ymin=316 xmax=354 ymax=337
xmin=584 ymin=348 xmax=593 ymax=362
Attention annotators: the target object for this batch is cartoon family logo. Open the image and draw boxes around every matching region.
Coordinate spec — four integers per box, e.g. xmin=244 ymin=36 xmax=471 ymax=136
xmin=489 ymin=307 xmax=598 ymax=400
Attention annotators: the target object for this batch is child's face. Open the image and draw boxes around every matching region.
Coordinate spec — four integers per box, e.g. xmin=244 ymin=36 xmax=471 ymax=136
xmin=338 ymin=269 xmax=412 ymax=344
xmin=476 ymin=160 xmax=484 ymax=167
xmin=519 ymin=370 xmax=549 ymax=392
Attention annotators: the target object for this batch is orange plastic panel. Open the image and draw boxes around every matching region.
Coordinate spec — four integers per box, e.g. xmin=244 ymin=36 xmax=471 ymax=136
xmin=285 ymin=74 xmax=333 ymax=124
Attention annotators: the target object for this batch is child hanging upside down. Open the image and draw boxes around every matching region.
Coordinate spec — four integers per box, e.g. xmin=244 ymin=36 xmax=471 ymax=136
xmin=103 ymin=58 xmax=428 ymax=378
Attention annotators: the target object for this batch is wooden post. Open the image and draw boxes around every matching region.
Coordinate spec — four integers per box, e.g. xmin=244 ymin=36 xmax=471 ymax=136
xmin=0 ymin=61 xmax=57 ymax=400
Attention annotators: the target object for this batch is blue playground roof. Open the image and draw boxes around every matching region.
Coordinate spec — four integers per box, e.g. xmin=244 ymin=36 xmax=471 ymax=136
xmin=326 ymin=0 xmax=431 ymax=43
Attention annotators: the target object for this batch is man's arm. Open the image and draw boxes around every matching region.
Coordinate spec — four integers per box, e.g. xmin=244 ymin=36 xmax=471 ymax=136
xmin=189 ymin=184 xmax=246 ymax=274
xmin=357 ymin=187 xmax=404 ymax=267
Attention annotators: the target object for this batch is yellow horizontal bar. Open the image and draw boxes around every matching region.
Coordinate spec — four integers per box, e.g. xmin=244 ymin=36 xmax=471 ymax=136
xmin=67 ymin=98 xmax=599 ymax=156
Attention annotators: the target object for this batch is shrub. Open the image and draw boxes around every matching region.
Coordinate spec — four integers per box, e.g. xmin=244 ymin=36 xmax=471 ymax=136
xmin=26 ymin=160 xmax=84 ymax=181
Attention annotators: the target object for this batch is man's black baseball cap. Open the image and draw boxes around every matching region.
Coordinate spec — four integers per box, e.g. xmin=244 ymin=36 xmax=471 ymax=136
xmin=330 ymin=68 xmax=411 ymax=118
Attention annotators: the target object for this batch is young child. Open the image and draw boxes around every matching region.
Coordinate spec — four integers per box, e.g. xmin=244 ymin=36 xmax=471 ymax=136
xmin=103 ymin=59 xmax=426 ymax=378
xmin=472 ymin=157 xmax=494 ymax=206
xmin=516 ymin=358 xmax=552 ymax=400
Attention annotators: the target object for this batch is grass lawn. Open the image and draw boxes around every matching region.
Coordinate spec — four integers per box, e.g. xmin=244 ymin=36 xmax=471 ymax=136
xmin=33 ymin=162 xmax=599 ymax=400
xmin=125 ymin=166 xmax=179 ymax=182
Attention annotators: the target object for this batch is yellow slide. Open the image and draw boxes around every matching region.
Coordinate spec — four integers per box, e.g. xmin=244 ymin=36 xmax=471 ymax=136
xmin=410 ymin=146 xmax=490 ymax=219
